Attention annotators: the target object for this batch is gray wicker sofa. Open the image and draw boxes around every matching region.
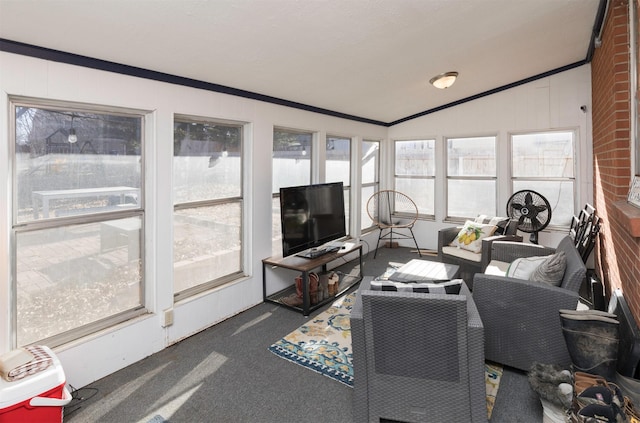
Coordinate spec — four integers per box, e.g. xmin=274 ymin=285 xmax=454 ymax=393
xmin=472 ymin=236 xmax=586 ymax=371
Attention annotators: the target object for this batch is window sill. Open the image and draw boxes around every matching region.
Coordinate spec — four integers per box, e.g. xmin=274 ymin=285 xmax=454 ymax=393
xmin=612 ymin=201 xmax=640 ymax=237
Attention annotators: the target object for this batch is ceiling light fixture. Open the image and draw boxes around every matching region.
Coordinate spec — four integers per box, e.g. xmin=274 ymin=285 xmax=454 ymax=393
xmin=429 ymin=71 xmax=458 ymax=89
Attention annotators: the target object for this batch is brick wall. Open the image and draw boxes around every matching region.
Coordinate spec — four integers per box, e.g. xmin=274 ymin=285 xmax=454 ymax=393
xmin=591 ymin=0 xmax=640 ymax=321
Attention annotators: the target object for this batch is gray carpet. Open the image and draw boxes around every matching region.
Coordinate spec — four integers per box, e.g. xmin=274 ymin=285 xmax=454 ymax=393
xmin=64 ymin=243 xmax=543 ymax=422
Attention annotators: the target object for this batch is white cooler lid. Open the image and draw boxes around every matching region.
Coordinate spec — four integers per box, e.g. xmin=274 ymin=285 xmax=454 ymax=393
xmin=0 ymin=346 xmax=66 ymax=408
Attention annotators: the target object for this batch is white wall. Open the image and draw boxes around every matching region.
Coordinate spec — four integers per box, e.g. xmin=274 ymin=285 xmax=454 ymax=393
xmin=0 ymin=52 xmax=592 ymax=388
xmin=0 ymin=51 xmax=387 ymax=388
xmin=388 ymin=64 xmax=593 ymax=250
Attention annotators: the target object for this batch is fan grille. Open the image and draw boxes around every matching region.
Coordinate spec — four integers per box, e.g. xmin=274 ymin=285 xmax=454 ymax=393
xmin=506 ymin=190 xmax=552 ymax=233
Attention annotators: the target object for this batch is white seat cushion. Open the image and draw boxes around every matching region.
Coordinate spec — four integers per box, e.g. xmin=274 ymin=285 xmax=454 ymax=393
xmin=442 ymin=246 xmax=482 ymax=262
xmin=484 ymin=260 xmax=509 ymax=276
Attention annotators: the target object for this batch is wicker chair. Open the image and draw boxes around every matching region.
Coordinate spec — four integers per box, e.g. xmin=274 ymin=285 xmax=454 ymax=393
xmin=351 ymin=277 xmax=487 ymax=422
xmin=437 ymin=219 xmax=521 ymax=289
xmin=366 ymin=190 xmax=421 ymax=258
xmin=472 ymin=236 xmax=586 ymax=371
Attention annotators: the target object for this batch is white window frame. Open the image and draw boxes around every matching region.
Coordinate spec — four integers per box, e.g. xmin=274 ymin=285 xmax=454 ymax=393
xmin=173 ymin=115 xmax=246 ymax=301
xmin=326 ymin=134 xmax=352 ymax=237
xmin=445 ymin=135 xmax=498 ymax=221
xmin=271 ymin=127 xmax=315 ymax=257
xmin=9 ymin=96 xmax=148 ymax=348
xmin=393 ymin=139 xmax=436 ymax=219
xmin=509 ymin=129 xmax=577 ymax=229
xmin=361 ymin=139 xmax=380 ymax=232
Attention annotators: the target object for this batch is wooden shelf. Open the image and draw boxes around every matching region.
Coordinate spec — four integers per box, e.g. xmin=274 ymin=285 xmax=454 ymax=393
xmin=262 ymin=243 xmax=363 ymax=316
xmin=612 ymin=201 xmax=640 ymax=237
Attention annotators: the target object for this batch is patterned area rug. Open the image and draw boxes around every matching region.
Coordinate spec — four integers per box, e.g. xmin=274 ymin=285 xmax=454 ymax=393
xmin=269 ymin=292 xmax=504 ymax=418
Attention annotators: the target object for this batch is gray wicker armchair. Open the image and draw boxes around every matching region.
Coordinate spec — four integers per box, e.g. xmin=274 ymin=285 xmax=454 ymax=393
xmin=351 ymin=277 xmax=487 ymax=422
xmin=437 ymin=219 xmax=521 ymax=289
xmin=472 ymin=236 xmax=586 ymax=371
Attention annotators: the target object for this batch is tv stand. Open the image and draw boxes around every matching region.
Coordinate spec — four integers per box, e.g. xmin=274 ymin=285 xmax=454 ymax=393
xmin=262 ymin=243 xmax=363 ymax=316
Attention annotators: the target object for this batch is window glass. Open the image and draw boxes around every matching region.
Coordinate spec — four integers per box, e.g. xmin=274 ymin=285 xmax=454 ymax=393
xmin=394 ymin=140 xmax=435 ymax=216
xmin=173 ymin=203 xmax=242 ymax=292
xmin=15 ymin=106 xmax=142 ymax=224
xmin=396 ymin=140 xmax=435 ymax=176
xmin=173 ymin=117 xmax=244 ymax=298
xmin=272 ymin=129 xmax=312 ymax=193
xmin=16 ymin=218 xmax=143 ymax=346
xmin=447 ymin=136 xmax=496 ymax=177
xmin=511 ymin=132 xmax=574 ymax=178
xmin=361 ymin=140 xmax=380 ymax=230
xmin=326 ymin=136 xmax=351 ymax=186
xmin=11 ymin=99 xmax=145 ymax=348
xmin=361 ymin=140 xmax=379 ymax=184
xmin=396 ymin=178 xmax=435 ymax=216
xmin=446 ymin=136 xmax=497 ymax=218
xmin=511 ymin=131 xmax=575 ymax=227
xmin=272 ymin=128 xmax=313 ymax=256
xmin=326 ymin=136 xmax=351 ymax=234
xmin=174 ymin=121 xmax=241 ymax=203
xmin=448 ymin=180 xmax=496 ymax=217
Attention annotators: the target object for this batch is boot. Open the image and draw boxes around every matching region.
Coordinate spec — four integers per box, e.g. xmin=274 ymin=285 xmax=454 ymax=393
xmin=559 ymin=310 xmax=620 ymax=381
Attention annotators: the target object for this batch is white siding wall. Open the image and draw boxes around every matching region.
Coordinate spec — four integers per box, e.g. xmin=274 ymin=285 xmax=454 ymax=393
xmin=0 ymin=51 xmax=387 ymax=388
xmin=389 ymin=64 xmax=593 ymax=249
xmin=0 ymin=51 xmax=591 ymax=388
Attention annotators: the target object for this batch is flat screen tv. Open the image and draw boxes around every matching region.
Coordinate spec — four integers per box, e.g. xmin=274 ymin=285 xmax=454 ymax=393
xmin=280 ymin=182 xmax=346 ymax=257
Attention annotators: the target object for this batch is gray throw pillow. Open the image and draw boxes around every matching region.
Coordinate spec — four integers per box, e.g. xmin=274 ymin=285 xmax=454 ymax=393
xmin=530 ymin=251 xmax=566 ymax=286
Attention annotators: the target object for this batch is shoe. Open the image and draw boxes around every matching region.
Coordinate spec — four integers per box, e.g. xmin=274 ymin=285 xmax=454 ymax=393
xmin=577 ymin=385 xmax=622 ymax=408
xmin=568 ymin=383 xmax=629 ymax=423
xmin=575 ymin=371 xmax=608 ymax=395
xmin=576 ymin=403 xmax=624 ymax=422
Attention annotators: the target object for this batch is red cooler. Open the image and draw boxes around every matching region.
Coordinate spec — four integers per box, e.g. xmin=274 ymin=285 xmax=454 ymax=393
xmin=0 ymin=345 xmax=71 ymax=423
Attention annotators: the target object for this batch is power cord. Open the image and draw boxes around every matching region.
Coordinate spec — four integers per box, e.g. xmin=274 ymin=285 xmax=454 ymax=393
xmin=63 ymin=384 xmax=99 ymax=417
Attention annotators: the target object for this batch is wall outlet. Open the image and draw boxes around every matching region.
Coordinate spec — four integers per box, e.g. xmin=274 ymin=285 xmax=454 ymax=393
xmin=163 ymin=308 xmax=174 ymax=327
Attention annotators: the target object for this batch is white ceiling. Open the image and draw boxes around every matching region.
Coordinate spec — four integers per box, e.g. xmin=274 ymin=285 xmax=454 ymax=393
xmin=0 ymin=0 xmax=602 ymax=124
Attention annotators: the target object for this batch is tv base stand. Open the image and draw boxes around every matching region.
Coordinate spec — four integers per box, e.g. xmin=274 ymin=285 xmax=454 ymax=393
xmin=262 ymin=243 xmax=363 ymax=316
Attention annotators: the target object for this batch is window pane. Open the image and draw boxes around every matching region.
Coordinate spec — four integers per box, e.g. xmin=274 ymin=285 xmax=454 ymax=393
xmin=361 ymin=185 xmax=376 ymax=230
xmin=447 ymin=136 xmax=496 ymax=177
xmin=272 ymin=129 xmax=312 ymax=256
xmin=395 ymin=177 xmax=435 ymax=215
xmin=326 ymin=136 xmax=351 ymax=186
xmin=174 ymin=121 xmax=241 ymax=203
xmin=448 ymin=180 xmax=497 ymax=218
xmin=15 ymin=106 xmax=142 ymax=224
xmin=273 ymin=129 xmax=312 ymax=193
xmin=174 ymin=202 xmax=242 ymax=293
xmin=512 ymin=132 xmax=574 ymax=178
xmin=395 ymin=140 xmax=435 ymax=176
xmin=173 ymin=117 xmax=244 ymax=297
xmin=361 ymin=140 xmax=380 ymax=231
xmin=344 ymin=187 xmax=350 ymax=235
xmin=362 ymin=141 xmax=379 ymax=184
xmin=16 ymin=218 xmax=142 ymax=346
xmin=272 ymin=197 xmax=283 ymax=256
xmin=512 ymin=181 xmax=574 ymax=227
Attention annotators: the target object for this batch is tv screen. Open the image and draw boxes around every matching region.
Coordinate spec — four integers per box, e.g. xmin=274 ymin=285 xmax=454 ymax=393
xmin=280 ymin=182 xmax=346 ymax=257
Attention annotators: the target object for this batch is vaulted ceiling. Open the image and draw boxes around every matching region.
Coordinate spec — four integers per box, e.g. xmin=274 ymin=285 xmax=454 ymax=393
xmin=0 ymin=0 xmax=603 ymax=125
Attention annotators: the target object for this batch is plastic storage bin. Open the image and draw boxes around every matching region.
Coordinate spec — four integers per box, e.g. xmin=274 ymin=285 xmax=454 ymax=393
xmin=0 ymin=346 xmax=71 ymax=423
